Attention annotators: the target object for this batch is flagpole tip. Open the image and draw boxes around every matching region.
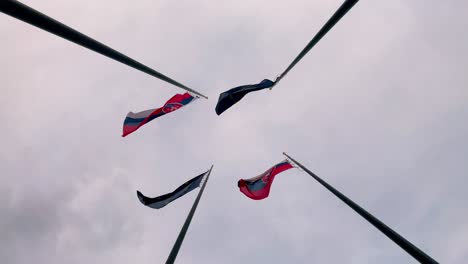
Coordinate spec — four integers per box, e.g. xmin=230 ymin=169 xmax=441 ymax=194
xmin=192 ymin=92 xmax=208 ymax=99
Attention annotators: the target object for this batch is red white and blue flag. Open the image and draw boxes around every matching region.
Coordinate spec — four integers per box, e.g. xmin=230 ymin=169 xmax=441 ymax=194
xmin=122 ymin=92 xmax=196 ymax=137
xmin=238 ymin=160 xmax=294 ymax=200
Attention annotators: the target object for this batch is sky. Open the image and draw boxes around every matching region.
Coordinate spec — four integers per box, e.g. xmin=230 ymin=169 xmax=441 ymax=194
xmin=1 ymin=0 xmax=467 ymax=263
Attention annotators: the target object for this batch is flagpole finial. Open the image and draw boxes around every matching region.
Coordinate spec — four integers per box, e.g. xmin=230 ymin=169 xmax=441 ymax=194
xmin=271 ymin=75 xmax=283 ymax=89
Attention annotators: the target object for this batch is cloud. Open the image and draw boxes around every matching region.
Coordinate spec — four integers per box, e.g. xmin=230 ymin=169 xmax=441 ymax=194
xmin=1 ymin=0 xmax=467 ymax=263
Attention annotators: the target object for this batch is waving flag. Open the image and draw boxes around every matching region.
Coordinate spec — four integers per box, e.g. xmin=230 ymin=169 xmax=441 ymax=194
xmin=215 ymin=79 xmax=275 ymax=115
xmin=238 ymin=160 xmax=294 ymax=200
xmin=123 ymin=92 xmax=196 ymax=137
xmin=137 ymin=172 xmax=207 ymax=209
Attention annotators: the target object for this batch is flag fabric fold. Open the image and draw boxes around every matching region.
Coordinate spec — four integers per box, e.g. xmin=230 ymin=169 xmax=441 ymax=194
xmin=215 ymin=79 xmax=275 ymax=115
xmin=122 ymin=92 xmax=196 ymax=137
xmin=137 ymin=172 xmax=206 ymax=209
xmin=238 ymin=160 xmax=293 ymax=200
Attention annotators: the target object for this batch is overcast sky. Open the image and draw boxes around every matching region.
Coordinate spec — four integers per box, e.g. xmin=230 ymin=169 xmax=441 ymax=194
xmin=1 ymin=0 xmax=467 ymax=263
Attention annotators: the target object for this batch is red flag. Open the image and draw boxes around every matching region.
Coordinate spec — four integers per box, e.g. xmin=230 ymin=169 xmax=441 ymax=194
xmin=122 ymin=93 xmax=195 ymax=137
xmin=238 ymin=160 xmax=293 ymax=200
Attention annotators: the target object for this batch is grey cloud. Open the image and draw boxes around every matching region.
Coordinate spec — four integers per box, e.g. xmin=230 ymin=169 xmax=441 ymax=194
xmin=1 ymin=0 xmax=468 ymax=263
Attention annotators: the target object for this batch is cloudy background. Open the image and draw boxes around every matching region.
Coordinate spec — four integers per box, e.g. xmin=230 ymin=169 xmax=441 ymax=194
xmin=1 ymin=0 xmax=467 ymax=263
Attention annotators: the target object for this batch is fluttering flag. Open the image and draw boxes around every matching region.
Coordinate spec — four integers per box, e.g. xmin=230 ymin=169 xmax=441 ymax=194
xmin=122 ymin=92 xmax=196 ymax=137
xmin=215 ymin=79 xmax=275 ymax=115
xmin=238 ymin=160 xmax=294 ymax=200
xmin=137 ymin=172 xmax=207 ymax=209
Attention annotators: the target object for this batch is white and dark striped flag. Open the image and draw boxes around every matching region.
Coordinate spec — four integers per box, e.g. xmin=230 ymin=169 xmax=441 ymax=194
xmin=136 ymin=171 xmax=207 ymax=209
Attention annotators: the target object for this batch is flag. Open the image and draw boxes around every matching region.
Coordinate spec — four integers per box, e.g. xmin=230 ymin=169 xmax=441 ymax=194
xmin=122 ymin=92 xmax=196 ymax=137
xmin=137 ymin=172 xmax=206 ymax=209
xmin=238 ymin=160 xmax=293 ymax=200
xmin=215 ymin=79 xmax=275 ymax=115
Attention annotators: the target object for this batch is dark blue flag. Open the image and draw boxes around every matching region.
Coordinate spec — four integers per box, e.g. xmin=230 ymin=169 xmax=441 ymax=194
xmin=215 ymin=79 xmax=275 ymax=115
xmin=136 ymin=172 xmax=206 ymax=209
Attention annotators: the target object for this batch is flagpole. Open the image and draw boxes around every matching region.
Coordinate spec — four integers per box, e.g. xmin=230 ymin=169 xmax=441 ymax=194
xmin=0 ymin=0 xmax=208 ymax=99
xmin=282 ymin=152 xmax=438 ymax=264
xmin=166 ymin=165 xmax=213 ymax=264
xmin=274 ymin=0 xmax=359 ymax=86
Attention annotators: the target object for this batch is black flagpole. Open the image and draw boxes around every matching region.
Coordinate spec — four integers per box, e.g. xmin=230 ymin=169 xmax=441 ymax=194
xmin=0 ymin=0 xmax=208 ymax=99
xmin=166 ymin=165 xmax=213 ymax=264
xmin=274 ymin=0 xmax=360 ymax=86
xmin=282 ymin=152 xmax=438 ymax=264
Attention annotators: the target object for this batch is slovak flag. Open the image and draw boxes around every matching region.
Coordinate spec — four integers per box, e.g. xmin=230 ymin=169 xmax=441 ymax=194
xmin=238 ymin=160 xmax=294 ymax=200
xmin=122 ymin=92 xmax=196 ymax=137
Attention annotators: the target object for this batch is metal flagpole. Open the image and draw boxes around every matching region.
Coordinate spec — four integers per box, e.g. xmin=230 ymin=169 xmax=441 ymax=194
xmin=166 ymin=165 xmax=213 ymax=264
xmin=282 ymin=152 xmax=439 ymax=264
xmin=274 ymin=0 xmax=360 ymax=86
xmin=0 ymin=0 xmax=208 ymax=99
